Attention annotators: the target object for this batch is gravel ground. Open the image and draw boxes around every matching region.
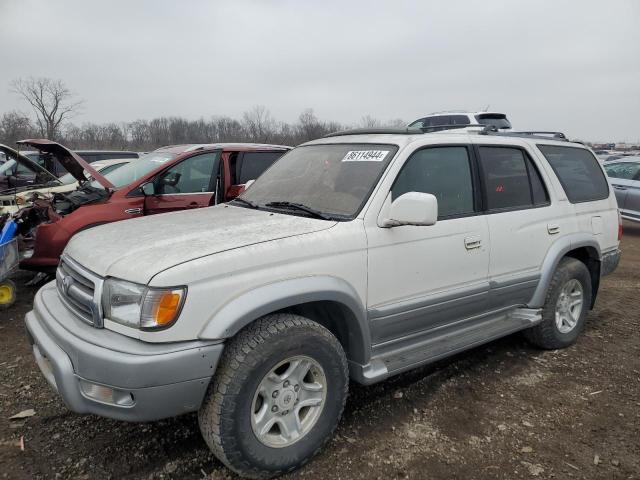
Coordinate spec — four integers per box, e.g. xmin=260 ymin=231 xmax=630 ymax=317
xmin=1 ymin=221 xmax=639 ymax=480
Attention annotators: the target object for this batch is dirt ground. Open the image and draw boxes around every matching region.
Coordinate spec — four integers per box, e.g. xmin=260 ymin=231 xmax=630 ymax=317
xmin=0 ymin=223 xmax=638 ymax=480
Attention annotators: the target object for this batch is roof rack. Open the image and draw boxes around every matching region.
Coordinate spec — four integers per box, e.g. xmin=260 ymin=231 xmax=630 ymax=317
xmin=478 ymin=126 xmax=568 ymax=141
xmin=324 ymin=128 xmax=423 ymax=138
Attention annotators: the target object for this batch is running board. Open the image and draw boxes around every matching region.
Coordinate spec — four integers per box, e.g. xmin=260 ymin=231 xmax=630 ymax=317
xmin=349 ymin=307 xmax=541 ymax=385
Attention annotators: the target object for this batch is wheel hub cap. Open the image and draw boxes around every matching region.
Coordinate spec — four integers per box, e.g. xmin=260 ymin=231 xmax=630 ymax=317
xmin=555 ymin=279 xmax=584 ymax=334
xmin=251 ymin=355 xmax=327 ymax=448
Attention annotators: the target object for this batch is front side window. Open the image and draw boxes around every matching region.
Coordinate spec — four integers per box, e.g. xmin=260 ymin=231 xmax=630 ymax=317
xmin=392 ymin=146 xmax=475 ymax=218
xmin=538 ymin=145 xmax=609 ymax=203
xmin=155 ymin=152 xmax=218 ymax=194
xmin=478 ymin=147 xmax=548 ymax=210
xmin=240 ymin=144 xmax=397 ymax=219
xmin=604 ymin=162 xmax=640 ymax=180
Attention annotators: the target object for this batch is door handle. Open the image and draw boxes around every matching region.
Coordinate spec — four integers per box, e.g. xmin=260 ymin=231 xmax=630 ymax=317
xmin=124 ymin=207 xmax=143 ymax=215
xmin=613 ymin=185 xmax=627 ymax=191
xmin=464 ymin=236 xmax=482 ymax=250
xmin=187 ymin=202 xmax=200 ymax=208
xmin=547 ymin=224 xmax=560 ymax=235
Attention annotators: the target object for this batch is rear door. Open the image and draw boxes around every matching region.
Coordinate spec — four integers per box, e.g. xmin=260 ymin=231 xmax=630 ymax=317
xmin=225 ymin=151 xmax=287 ymax=200
xmin=474 ymin=143 xmax=555 ymax=309
xmin=144 ymin=152 xmax=219 ymax=215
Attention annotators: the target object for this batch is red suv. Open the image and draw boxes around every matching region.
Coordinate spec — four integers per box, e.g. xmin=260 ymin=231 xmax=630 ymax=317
xmin=16 ymin=140 xmax=290 ymax=273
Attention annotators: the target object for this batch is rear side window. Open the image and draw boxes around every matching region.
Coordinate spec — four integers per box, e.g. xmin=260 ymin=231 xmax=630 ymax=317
xmin=449 ymin=115 xmax=470 ymax=125
xmin=478 ymin=147 xmax=549 ymax=210
xmin=604 ymin=162 xmax=640 ymax=180
xmin=237 ymin=151 xmax=285 ymax=184
xmin=538 ymin=145 xmax=609 ymax=203
xmin=392 ymin=146 xmax=475 ymax=218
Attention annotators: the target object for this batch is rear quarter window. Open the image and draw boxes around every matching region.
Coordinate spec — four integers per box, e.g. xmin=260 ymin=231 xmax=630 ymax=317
xmin=537 ymin=145 xmax=609 ymax=203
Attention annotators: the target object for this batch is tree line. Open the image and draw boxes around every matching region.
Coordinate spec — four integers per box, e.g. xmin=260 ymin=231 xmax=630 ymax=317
xmin=1 ymin=77 xmax=404 ymax=151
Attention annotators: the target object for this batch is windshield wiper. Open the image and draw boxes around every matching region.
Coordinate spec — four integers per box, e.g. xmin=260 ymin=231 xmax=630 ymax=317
xmin=264 ymin=201 xmax=332 ymax=220
xmin=231 ymin=197 xmax=258 ymax=209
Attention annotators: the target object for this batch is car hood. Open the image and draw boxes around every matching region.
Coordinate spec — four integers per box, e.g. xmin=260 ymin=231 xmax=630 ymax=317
xmin=65 ymin=205 xmax=337 ymax=284
xmin=16 ymin=139 xmax=114 ymax=190
xmin=0 ymin=143 xmax=60 ymax=185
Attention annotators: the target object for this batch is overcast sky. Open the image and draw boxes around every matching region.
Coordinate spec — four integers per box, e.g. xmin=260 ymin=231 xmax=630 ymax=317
xmin=1 ymin=0 xmax=639 ymax=141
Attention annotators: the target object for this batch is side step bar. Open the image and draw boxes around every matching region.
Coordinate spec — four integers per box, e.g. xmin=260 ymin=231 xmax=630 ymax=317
xmin=349 ymin=308 xmax=541 ymax=385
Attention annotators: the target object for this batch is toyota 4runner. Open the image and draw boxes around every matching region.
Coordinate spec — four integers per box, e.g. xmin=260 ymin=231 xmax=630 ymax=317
xmin=26 ymin=127 xmax=621 ymax=478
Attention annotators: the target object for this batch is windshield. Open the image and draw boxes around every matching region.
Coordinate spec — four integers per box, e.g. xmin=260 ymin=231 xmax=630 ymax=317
xmin=475 ymin=114 xmax=511 ymax=129
xmin=239 ymin=143 xmax=398 ymax=219
xmin=90 ymin=152 xmax=176 ymax=189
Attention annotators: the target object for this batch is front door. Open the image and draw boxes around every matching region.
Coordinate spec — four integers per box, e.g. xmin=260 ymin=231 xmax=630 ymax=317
xmin=603 ymin=162 xmax=640 ymax=220
xmin=366 ymin=145 xmax=490 ymax=345
xmin=144 ymin=152 xmax=218 ymax=215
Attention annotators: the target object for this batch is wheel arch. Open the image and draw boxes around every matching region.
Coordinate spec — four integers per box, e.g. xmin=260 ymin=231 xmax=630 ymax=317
xmin=198 ymin=276 xmax=371 ymax=365
xmin=529 ymin=234 xmax=601 ymax=309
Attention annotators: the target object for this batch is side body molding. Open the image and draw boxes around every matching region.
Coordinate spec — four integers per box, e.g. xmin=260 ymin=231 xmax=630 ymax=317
xmin=528 ymin=233 xmax=601 ymax=308
xmin=198 ymin=276 xmax=371 ymax=364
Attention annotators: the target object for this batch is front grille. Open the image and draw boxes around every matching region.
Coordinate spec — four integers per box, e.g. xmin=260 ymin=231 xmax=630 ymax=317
xmin=56 ymin=255 xmax=104 ymax=327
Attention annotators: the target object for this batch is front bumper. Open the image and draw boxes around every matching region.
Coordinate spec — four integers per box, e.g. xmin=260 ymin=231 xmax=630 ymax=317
xmin=601 ymin=248 xmax=621 ymax=277
xmin=25 ymin=282 xmax=224 ymax=422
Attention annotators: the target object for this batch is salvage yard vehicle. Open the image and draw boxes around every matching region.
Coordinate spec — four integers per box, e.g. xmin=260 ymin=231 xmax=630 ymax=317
xmin=25 ymin=127 xmax=621 ymax=478
xmin=0 ymin=157 xmax=135 ymax=215
xmin=408 ymin=110 xmax=512 ymax=131
xmin=17 ymin=140 xmax=290 ymax=273
xmin=604 ymin=157 xmax=640 ymax=223
xmin=21 ymin=149 xmax=139 ymax=175
xmin=0 ymin=143 xmax=61 ymax=192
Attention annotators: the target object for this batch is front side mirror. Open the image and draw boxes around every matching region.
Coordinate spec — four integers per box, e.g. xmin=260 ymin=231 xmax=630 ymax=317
xmin=141 ymin=182 xmax=155 ymax=196
xmin=385 ymin=192 xmax=438 ymax=227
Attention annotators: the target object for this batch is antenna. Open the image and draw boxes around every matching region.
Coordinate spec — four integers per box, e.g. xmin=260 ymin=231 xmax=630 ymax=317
xmin=483 ymin=104 xmax=490 ymax=112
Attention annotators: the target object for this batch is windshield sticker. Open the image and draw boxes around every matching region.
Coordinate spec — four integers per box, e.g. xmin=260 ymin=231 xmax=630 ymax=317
xmin=342 ymin=150 xmax=389 ymax=162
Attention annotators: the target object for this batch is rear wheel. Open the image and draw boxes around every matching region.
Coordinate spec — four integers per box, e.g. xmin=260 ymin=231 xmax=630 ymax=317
xmin=198 ymin=314 xmax=348 ymax=479
xmin=525 ymin=257 xmax=592 ymax=349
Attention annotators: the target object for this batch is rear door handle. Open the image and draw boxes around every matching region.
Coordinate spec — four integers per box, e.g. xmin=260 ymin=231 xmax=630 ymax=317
xmin=547 ymin=224 xmax=560 ymax=235
xmin=464 ymin=236 xmax=482 ymax=250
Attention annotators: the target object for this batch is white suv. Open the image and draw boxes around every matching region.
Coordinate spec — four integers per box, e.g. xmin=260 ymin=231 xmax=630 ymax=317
xmin=408 ymin=110 xmax=512 ymax=131
xmin=26 ymin=128 xmax=621 ymax=478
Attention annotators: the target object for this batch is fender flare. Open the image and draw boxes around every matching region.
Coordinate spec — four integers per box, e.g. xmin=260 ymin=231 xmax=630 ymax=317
xmin=528 ymin=233 xmax=601 ymax=308
xmin=198 ymin=276 xmax=371 ymax=364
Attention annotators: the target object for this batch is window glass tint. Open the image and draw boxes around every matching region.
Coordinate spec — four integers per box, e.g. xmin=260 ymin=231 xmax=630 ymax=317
xmin=538 ymin=145 xmax=609 ymax=203
xmin=604 ymin=162 xmax=640 ymax=180
xmin=479 ymin=147 xmax=546 ymax=210
xmin=475 ymin=114 xmax=512 ymax=129
xmin=90 ymin=151 xmax=177 ymax=189
xmin=156 ymin=152 xmax=217 ymax=194
xmin=392 ymin=147 xmax=474 ymax=218
xmin=529 ymin=161 xmax=549 ymax=204
xmin=237 ymin=151 xmax=285 ymax=184
xmin=96 ymin=162 xmax=127 ymax=176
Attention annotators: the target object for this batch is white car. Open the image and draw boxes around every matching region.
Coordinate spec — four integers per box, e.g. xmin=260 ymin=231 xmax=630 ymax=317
xmin=408 ymin=110 xmax=512 ymax=131
xmin=0 ymin=157 xmax=135 ymax=214
xmin=27 ymin=128 xmax=620 ymax=478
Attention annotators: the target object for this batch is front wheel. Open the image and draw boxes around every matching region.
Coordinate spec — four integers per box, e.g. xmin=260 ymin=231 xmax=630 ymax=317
xmin=198 ymin=314 xmax=349 ymax=479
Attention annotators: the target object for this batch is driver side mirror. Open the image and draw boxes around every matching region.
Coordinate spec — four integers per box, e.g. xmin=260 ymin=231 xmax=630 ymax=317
xmin=384 ymin=192 xmax=438 ymax=227
xmin=141 ymin=182 xmax=155 ymax=196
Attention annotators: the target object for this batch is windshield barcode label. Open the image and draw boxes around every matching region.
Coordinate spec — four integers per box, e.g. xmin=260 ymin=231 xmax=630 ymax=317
xmin=342 ymin=150 xmax=388 ymax=162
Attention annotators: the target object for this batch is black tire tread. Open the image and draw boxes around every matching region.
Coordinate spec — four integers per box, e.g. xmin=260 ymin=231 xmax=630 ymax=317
xmin=198 ymin=313 xmax=348 ymax=479
xmin=524 ymin=257 xmax=591 ymax=349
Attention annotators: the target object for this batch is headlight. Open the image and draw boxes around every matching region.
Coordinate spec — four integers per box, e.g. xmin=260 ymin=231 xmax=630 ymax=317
xmin=103 ymin=278 xmax=186 ymax=330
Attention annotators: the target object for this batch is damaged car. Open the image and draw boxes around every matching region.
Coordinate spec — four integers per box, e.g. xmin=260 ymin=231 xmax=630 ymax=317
xmin=17 ymin=140 xmax=291 ymax=273
xmin=0 ymin=143 xmax=62 ymax=194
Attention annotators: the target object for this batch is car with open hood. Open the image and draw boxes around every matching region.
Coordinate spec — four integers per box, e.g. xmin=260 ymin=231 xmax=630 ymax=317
xmin=17 ymin=140 xmax=290 ymax=272
xmin=0 ymin=143 xmax=62 ymax=194
xmin=0 ymin=157 xmax=135 ymax=215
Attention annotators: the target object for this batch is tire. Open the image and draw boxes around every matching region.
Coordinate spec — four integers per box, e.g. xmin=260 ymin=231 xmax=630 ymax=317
xmin=525 ymin=257 xmax=592 ymax=349
xmin=198 ymin=314 xmax=349 ymax=479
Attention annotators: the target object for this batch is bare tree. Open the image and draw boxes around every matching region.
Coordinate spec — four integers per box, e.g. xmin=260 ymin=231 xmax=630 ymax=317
xmin=0 ymin=110 xmax=35 ymax=145
xmin=10 ymin=77 xmax=83 ymax=140
xmin=358 ymin=115 xmax=382 ymax=128
xmin=242 ymin=105 xmax=276 ymax=142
